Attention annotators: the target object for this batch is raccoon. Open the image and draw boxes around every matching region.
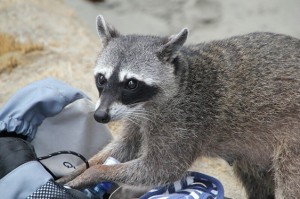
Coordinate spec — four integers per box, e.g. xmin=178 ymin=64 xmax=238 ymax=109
xmin=60 ymin=15 xmax=300 ymax=198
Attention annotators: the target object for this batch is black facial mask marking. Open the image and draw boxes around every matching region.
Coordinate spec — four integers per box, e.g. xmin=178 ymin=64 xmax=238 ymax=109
xmin=121 ymin=81 xmax=159 ymax=105
xmin=95 ymin=69 xmax=159 ymax=106
xmin=95 ymin=73 xmax=106 ymax=95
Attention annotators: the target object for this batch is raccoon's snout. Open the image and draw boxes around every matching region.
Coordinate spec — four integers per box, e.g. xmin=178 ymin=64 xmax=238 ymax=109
xmin=94 ymin=110 xmax=110 ymax=123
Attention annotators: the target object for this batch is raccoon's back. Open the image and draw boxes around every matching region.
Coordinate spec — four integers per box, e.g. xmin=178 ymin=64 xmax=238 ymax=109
xmin=181 ymin=32 xmax=300 ymax=128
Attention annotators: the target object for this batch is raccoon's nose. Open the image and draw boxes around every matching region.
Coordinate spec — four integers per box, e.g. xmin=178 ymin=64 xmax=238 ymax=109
xmin=94 ymin=110 xmax=110 ymax=123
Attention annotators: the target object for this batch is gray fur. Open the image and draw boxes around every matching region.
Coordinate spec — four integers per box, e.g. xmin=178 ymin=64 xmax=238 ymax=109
xmin=60 ymin=15 xmax=300 ymax=198
xmin=96 ymin=15 xmax=119 ymax=47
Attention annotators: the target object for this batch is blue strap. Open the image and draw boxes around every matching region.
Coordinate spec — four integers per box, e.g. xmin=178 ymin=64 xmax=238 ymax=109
xmin=139 ymin=172 xmax=224 ymax=199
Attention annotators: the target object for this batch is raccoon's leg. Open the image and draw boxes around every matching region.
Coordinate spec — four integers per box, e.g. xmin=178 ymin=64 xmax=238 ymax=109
xmin=57 ymin=122 xmax=142 ymax=184
xmin=65 ymin=156 xmax=189 ymax=189
xmin=233 ymin=159 xmax=275 ymax=199
xmin=89 ymin=122 xmax=143 ymax=164
xmin=65 ymin=138 xmax=196 ymax=189
xmin=273 ymin=132 xmax=300 ymax=199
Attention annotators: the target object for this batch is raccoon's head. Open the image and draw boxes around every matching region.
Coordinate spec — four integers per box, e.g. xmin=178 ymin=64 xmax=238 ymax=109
xmin=93 ymin=15 xmax=188 ymax=123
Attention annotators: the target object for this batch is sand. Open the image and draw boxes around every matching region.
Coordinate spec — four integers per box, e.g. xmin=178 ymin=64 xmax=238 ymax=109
xmin=65 ymin=0 xmax=300 ymax=42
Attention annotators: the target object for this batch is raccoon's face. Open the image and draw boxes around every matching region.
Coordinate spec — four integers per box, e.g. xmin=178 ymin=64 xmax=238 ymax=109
xmin=93 ymin=15 xmax=188 ymax=123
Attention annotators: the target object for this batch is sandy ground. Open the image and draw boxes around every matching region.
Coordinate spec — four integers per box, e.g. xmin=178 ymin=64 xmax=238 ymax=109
xmin=1 ymin=0 xmax=300 ymax=198
xmin=0 ymin=1 xmax=100 ymax=105
xmin=65 ymin=0 xmax=300 ymax=42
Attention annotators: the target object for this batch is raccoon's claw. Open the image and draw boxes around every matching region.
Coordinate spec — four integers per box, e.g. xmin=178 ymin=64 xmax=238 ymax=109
xmin=56 ymin=175 xmax=76 ymax=185
xmin=56 ymin=168 xmax=86 ymax=185
xmin=65 ymin=166 xmax=104 ymax=189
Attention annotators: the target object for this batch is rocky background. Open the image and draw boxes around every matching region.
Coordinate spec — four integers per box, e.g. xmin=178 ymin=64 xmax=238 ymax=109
xmin=1 ymin=0 xmax=300 ymax=198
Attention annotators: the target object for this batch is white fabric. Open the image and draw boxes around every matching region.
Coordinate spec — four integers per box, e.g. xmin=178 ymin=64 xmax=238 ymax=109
xmin=31 ymin=98 xmax=112 ymax=177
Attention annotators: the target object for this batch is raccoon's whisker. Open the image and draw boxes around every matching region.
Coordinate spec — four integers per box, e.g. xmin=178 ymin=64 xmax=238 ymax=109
xmin=124 ymin=111 xmax=149 ymax=121
xmin=127 ymin=102 xmax=144 ymax=108
xmin=131 ymin=114 xmax=151 ymax=122
xmin=113 ymin=114 xmax=125 ymax=121
xmin=124 ymin=115 xmax=140 ymax=126
xmin=129 ymin=114 xmax=157 ymax=126
xmin=133 ymin=109 xmax=156 ymax=115
xmin=131 ymin=112 xmax=155 ymax=119
xmin=132 ymin=109 xmax=157 ymax=118
xmin=111 ymin=109 xmax=126 ymax=121
xmin=125 ymin=109 xmax=156 ymax=120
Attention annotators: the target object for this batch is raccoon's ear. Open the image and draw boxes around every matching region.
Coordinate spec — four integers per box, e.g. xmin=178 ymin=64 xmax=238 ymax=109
xmin=158 ymin=28 xmax=188 ymax=62
xmin=96 ymin=15 xmax=120 ymax=47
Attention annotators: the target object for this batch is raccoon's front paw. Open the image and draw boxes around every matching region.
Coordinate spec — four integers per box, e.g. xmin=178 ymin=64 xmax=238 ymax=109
xmin=57 ymin=174 xmax=77 ymax=185
xmin=57 ymin=166 xmax=86 ymax=185
xmin=65 ymin=166 xmax=104 ymax=189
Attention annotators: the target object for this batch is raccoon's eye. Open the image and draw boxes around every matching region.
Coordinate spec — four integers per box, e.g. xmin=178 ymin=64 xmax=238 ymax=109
xmin=96 ymin=74 xmax=107 ymax=87
xmin=126 ymin=79 xmax=138 ymax=90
